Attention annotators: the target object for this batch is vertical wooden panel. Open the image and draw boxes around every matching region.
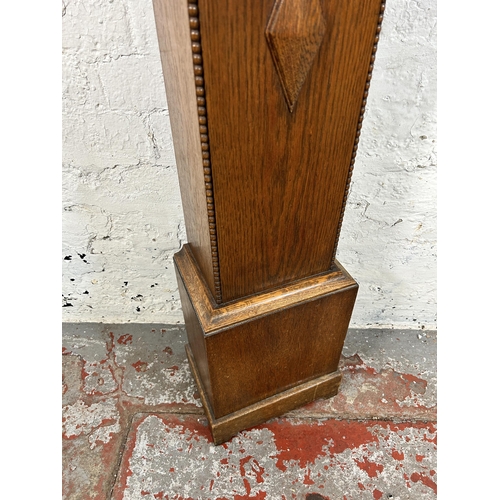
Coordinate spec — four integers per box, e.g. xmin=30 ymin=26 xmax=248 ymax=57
xmin=152 ymin=0 xmax=216 ymax=297
xmin=199 ymin=0 xmax=383 ymax=302
xmin=206 ymin=285 xmax=358 ymax=418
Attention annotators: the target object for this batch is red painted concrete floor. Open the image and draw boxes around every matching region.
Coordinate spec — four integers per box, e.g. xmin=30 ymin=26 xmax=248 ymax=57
xmin=62 ymin=324 xmax=436 ymax=500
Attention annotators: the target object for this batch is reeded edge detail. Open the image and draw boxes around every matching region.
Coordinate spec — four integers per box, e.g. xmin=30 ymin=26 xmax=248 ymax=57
xmin=187 ymin=0 xmax=222 ymax=304
xmin=331 ymin=0 xmax=386 ymax=266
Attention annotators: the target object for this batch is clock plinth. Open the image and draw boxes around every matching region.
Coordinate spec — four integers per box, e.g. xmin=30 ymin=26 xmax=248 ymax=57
xmin=174 ymin=244 xmax=357 ymax=444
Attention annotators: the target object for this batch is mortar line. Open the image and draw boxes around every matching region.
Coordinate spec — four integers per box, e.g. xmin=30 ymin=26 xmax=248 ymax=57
xmin=106 ymin=402 xmax=135 ymax=500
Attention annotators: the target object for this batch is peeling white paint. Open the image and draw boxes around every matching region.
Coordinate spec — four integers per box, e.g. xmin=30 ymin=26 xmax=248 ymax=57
xmin=62 ymin=399 xmax=121 ymax=450
xmin=62 ymin=0 xmax=436 ymax=328
xmin=83 ymin=361 xmax=117 ymax=396
xmin=120 ymin=357 xmax=200 ymax=406
xmin=113 ymin=331 xmax=200 ymax=405
xmin=120 ymin=416 xmax=437 ymax=499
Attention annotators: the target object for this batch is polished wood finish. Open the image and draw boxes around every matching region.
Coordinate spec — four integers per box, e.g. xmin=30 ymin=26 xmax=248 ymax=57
xmin=153 ymin=0 xmax=385 ymax=443
xmin=200 ymin=0 xmax=383 ymax=302
xmin=174 ymin=244 xmax=357 ymax=419
xmin=266 ymin=0 xmax=327 ymax=112
xmin=152 ymin=0 xmax=217 ymax=298
xmin=186 ymin=344 xmax=343 ymax=445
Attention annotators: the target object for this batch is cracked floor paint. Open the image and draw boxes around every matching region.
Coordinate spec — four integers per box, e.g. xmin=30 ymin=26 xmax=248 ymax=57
xmin=62 ymin=324 xmax=436 ymax=500
xmin=112 ymin=414 xmax=436 ymax=500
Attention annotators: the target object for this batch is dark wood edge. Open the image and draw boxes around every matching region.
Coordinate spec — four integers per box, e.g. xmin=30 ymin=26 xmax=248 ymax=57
xmin=331 ymin=0 xmax=386 ymax=264
xmin=185 ymin=344 xmax=218 ymax=422
xmin=265 ymin=0 xmax=293 ymax=111
xmin=175 ymin=244 xmax=358 ymax=335
xmin=186 ymin=344 xmax=342 ymax=445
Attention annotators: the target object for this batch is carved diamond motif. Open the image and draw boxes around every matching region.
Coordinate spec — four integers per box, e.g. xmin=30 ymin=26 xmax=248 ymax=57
xmin=266 ymin=0 xmax=327 ymax=112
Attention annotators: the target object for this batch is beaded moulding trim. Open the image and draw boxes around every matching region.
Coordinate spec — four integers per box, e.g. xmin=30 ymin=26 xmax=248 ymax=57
xmin=187 ymin=0 xmax=223 ymax=304
xmin=331 ymin=0 xmax=386 ymax=266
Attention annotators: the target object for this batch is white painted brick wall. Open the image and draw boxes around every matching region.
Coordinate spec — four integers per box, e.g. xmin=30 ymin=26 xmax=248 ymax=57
xmin=62 ymin=0 xmax=437 ymax=329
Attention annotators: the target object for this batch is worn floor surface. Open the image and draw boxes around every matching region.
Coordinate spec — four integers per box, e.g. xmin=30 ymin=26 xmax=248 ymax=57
xmin=62 ymin=324 xmax=436 ymax=500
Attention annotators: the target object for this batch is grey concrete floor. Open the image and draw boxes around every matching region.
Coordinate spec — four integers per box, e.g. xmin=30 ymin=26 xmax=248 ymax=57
xmin=62 ymin=324 xmax=436 ymax=499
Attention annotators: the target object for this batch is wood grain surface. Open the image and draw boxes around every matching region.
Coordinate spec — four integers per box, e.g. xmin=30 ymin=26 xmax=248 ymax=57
xmin=174 ymin=244 xmax=357 ymax=335
xmin=174 ymin=244 xmax=358 ymax=419
xmin=187 ymin=344 xmax=343 ymax=445
xmin=266 ymin=0 xmax=327 ymax=112
xmin=152 ymin=0 xmax=217 ymax=298
xmin=198 ymin=0 xmax=383 ymax=302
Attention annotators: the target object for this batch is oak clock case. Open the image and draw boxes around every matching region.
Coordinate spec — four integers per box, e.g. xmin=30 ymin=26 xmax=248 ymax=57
xmin=152 ymin=0 xmax=385 ymax=444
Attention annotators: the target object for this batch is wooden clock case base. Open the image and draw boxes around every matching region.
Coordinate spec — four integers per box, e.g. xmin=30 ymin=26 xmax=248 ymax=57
xmin=174 ymin=244 xmax=358 ymax=444
xmin=152 ymin=0 xmax=385 ymax=444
